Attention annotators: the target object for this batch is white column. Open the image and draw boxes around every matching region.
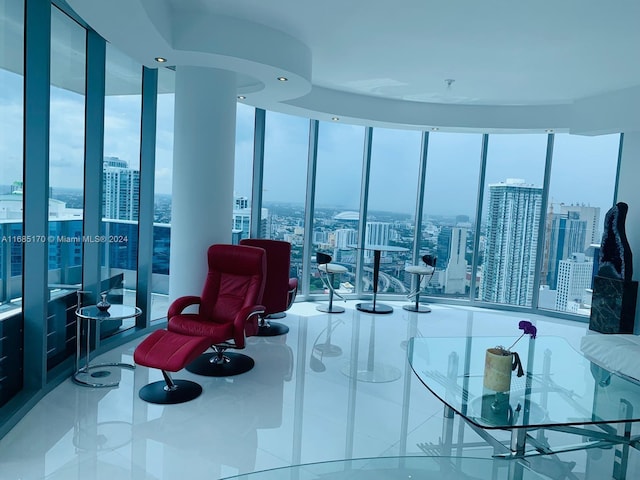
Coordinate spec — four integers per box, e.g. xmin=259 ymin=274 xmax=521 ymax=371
xmin=169 ymin=67 xmax=237 ymax=301
xmin=616 ymin=132 xmax=640 ymax=332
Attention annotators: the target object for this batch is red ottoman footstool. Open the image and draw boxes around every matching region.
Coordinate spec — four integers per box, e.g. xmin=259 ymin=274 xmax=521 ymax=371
xmin=134 ymin=329 xmax=211 ymax=404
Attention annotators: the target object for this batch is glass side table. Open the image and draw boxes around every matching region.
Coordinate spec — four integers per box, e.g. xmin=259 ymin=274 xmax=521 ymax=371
xmin=73 ymin=304 xmax=142 ymax=388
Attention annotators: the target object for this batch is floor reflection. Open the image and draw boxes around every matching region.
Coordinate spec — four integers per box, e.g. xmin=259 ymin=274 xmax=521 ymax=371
xmin=0 ymin=300 xmax=636 ymax=480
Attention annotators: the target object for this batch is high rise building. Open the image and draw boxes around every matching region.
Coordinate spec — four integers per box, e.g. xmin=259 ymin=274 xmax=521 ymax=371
xmin=234 ymin=196 xmax=249 ymax=210
xmin=231 ymin=195 xmax=269 ymax=241
xmin=335 ymin=228 xmax=358 ymax=249
xmin=444 ymin=226 xmax=468 ymax=294
xmin=102 ymin=156 xmax=140 ymax=221
xmin=558 ymin=204 xmax=600 ymax=250
xmin=436 ymin=226 xmax=452 ymax=269
xmin=555 ymin=253 xmax=593 ymax=312
xmin=481 ymin=179 xmax=542 ymax=306
xmin=544 ymin=211 xmax=587 ymax=289
xmin=364 ymin=222 xmax=390 ymax=262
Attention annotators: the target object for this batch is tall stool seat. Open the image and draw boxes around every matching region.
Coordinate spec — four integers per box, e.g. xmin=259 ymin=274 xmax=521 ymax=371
xmin=403 ymin=255 xmax=436 ymax=313
xmin=317 ymin=252 xmax=348 ymax=313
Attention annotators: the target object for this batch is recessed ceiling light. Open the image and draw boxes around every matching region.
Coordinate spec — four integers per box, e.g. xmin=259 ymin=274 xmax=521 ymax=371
xmin=237 ymin=95 xmax=246 ymax=100
xmin=154 ymin=57 xmax=167 ymax=63
xmin=331 ymin=117 xmax=339 ymax=121
xmin=277 ymin=76 xmax=288 ymax=82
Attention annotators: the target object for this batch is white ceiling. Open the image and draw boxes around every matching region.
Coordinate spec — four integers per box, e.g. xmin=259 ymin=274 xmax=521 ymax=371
xmin=66 ymin=0 xmax=640 ymax=133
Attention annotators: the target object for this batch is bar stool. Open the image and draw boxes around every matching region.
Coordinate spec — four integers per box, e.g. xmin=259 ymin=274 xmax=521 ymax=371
xmin=403 ymin=255 xmax=436 ymax=313
xmin=316 ymin=252 xmax=348 ymax=313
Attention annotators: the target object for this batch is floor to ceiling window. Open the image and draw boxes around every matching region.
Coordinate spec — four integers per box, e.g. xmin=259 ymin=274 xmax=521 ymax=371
xmin=365 ymin=128 xmax=421 ymax=296
xmin=478 ymin=134 xmax=548 ymax=307
xmin=47 ymin=6 xmax=86 ymax=369
xmin=538 ymin=133 xmax=620 ymax=316
xmin=233 ymin=102 xmax=255 ymax=243
xmin=422 ymin=133 xmax=483 ymax=300
xmin=311 ymin=121 xmax=365 ymax=294
xmin=263 ymin=112 xmax=309 ymax=282
xmin=0 ymin=0 xmax=24 ymax=307
xmin=0 ymin=0 xmax=24 ymax=407
xmin=151 ymin=67 xmax=174 ymax=321
xmin=101 ymin=43 xmax=142 ymax=332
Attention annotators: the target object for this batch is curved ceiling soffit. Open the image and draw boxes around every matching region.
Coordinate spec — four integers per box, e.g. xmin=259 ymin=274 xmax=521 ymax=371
xmin=67 ymin=0 xmax=312 ymax=102
xmin=67 ymin=0 xmax=640 ymax=134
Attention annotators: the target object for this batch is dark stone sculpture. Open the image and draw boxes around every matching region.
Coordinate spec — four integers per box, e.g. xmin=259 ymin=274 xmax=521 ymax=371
xmin=598 ymin=202 xmax=633 ymax=282
xmin=590 ymin=202 xmax=637 ymax=334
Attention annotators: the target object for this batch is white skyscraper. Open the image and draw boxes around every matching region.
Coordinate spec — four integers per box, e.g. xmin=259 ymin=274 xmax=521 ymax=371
xmin=555 ymin=253 xmax=593 ymax=312
xmin=481 ymin=179 xmax=542 ymax=306
xmin=444 ymin=226 xmax=468 ymax=294
xmin=364 ymin=222 xmax=391 ymax=262
xmin=232 ymin=195 xmax=269 ymax=240
xmin=335 ymin=228 xmax=358 ymax=249
xmin=102 ymin=156 xmax=140 ymax=221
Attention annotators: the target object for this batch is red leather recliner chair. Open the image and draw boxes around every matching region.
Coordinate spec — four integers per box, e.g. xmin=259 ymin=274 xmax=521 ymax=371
xmin=167 ymin=244 xmax=266 ymax=376
xmin=240 ymin=239 xmax=298 ymax=336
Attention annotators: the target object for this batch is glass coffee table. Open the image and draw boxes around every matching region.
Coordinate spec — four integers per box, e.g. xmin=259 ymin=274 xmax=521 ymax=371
xmin=408 ymin=336 xmax=640 ymax=480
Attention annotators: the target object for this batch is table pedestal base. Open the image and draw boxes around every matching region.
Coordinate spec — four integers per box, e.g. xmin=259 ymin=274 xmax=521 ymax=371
xmin=341 ymin=361 xmax=401 ymax=383
xmin=356 ymin=302 xmax=393 ymax=314
xmin=73 ymin=362 xmax=135 ymax=388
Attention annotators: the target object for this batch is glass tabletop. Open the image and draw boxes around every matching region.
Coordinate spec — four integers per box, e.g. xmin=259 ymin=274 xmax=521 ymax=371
xmin=347 ymin=244 xmax=409 ymax=252
xmin=408 ymin=336 xmax=640 ymax=431
xmin=76 ymin=304 xmax=142 ymax=321
xmin=219 ymin=456 xmax=546 ymax=479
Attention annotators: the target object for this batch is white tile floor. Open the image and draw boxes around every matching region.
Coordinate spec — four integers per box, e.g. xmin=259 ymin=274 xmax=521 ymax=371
xmin=0 ymin=301 xmax=638 ymax=479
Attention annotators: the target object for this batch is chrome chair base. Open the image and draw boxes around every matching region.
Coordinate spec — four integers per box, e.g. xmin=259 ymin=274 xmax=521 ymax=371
xmin=139 ymin=379 xmax=203 ymax=404
xmin=186 ymin=351 xmax=255 ymax=376
xmin=257 ymin=321 xmax=290 ymax=336
xmin=403 ymin=304 xmax=432 ymax=313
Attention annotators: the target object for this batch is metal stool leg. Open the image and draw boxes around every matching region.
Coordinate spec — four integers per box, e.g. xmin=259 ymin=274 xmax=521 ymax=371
xmin=403 ymin=273 xmax=431 ymax=313
xmin=317 ymin=272 xmax=345 ymax=313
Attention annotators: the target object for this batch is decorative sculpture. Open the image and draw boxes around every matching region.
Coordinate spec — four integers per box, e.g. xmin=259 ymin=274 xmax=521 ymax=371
xmin=589 ymin=202 xmax=637 ymax=334
xmin=598 ymin=202 xmax=633 ymax=282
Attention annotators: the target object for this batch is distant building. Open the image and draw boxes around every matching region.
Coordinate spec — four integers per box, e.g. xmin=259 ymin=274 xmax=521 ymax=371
xmin=444 ymin=226 xmax=468 ymax=294
xmin=436 ymin=226 xmax=452 ymax=268
xmin=544 ymin=211 xmax=587 ymax=289
xmin=231 ymin=195 xmax=269 ymax=241
xmin=335 ymin=228 xmax=357 ymax=249
xmin=102 ymin=156 xmax=140 ymax=221
xmin=481 ymin=179 xmax=542 ymax=306
xmin=558 ymin=204 xmax=600 ymax=250
xmin=234 ymin=196 xmax=249 ymax=210
xmin=555 ymin=253 xmax=593 ymax=312
xmin=364 ymin=222 xmax=391 ymax=262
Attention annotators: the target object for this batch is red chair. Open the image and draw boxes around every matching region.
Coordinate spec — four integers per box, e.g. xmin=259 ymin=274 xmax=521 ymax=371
xmin=167 ymin=244 xmax=266 ymax=376
xmin=240 ymin=239 xmax=298 ymax=336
